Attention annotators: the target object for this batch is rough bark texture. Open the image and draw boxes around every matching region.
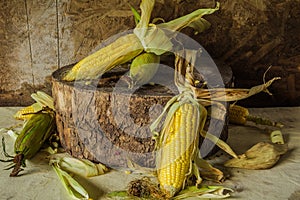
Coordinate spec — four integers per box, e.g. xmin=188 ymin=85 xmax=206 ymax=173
xmin=0 ymin=0 xmax=299 ymax=106
xmin=52 ymin=64 xmax=232 ymax=168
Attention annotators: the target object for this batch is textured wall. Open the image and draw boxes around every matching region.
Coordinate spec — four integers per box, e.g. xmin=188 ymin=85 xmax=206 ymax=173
xmin=0 ymin=0 xmax=299 ymax=106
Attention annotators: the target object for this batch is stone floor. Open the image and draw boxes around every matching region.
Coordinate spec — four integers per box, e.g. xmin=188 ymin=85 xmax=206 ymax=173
xmin=0 ymin=107 xmax=299 ymax=200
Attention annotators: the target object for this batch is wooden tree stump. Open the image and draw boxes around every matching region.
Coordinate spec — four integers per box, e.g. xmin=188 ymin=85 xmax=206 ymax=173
xmin=52 ymin=62 xmax=232 ymax=169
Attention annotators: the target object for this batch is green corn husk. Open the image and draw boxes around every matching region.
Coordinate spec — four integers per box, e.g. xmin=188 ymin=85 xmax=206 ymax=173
xmin=1 ymin=108 xmax=56 ymax=176
xmin=14 ymin=109 xmax=56 ymax=159
xmin=133 ymin=0 xmax=219 ymax=55
xmin=50 ymin=154 xmax=108 ymax=177
xmin=52 ymin=164 xmax=89 ymax=200
xmin=7 ymin=91 xmax=55 ymax=176
xmin=50 ymin=154 xmax=109 ymax=200
xmin=64 ymin=0 xmax=219 ymax=81
xmin=128 ymin=52 xmax=160 ymax=88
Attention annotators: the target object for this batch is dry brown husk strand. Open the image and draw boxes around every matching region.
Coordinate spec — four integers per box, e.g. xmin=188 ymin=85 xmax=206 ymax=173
xmin=127 ymin=177 xmax=165 ymax=199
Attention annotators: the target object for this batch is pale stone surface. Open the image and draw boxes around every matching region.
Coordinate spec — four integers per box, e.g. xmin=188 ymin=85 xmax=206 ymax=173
xmin=0 ymin=107 xmax=299 ymax=199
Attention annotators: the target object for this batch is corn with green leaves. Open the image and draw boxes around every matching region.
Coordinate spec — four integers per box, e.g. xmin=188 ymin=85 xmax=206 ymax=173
xmin=229 ymin=104 xmax=283 ymax=128
xmin=155 ymin=99 xmax=207 ymax=198
xmin=63 ymin=34 xmax=143 ymax=81
xmin=63 ymin=0 xmax=220 ymax=82
xmin=128 ymin=52 xmax=160 ymax=88
xmin=14 ymin=103 xmax=42 ymax=120
xmin=14 ymin=91 xmax=54 ymax=121
xmin=9 ymin=109 xmax=56 ymax=176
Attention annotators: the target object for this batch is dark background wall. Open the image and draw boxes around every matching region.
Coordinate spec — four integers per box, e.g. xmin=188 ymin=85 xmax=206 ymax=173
xmin=0 ymin=0 xmax=299 ymax=107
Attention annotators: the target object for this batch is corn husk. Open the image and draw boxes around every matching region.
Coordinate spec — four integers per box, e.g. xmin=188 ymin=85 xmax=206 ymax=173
xmin=201 ymin=131 xmax=238 ymax=158
xmin=173 ymin=185 xmax=233 ymax=199
xmin=14 ymin=91 xmax=54 ymax=121
xmin=270 ymin=130 xmax=285 ymax=144
xmin=224 ymin=142 xmax=288 ymax=170
xmin=195 ymin=157 xmax=224 ymax=183
xmin=157 ymin=2 xmax=220 ymax=33
xmin=133 ymin=1 xmax=219 ymax=55
xmin=31 ymin=91 xmax=54 ymax=110
xmin=194 ymin=77 xmax=281 ymax=103
xmin=52 ymin=164 xmax=89 ymax=200
xmin=50 ymin=153 xmax=108 ymax=177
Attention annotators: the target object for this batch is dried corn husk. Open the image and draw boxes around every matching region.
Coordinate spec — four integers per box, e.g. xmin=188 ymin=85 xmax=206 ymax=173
xmin=195 ymin=157 xmax=224 ymax=183
xmin=224 ymin=142 xmax=288 ymax=170
xmin=173 ymin=185 xmax=233 ymax=199
xmin=50 ymin=153 xmax=108 ymax=177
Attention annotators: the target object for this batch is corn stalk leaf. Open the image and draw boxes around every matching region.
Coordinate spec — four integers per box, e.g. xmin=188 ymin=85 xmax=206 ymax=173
xmin=52 ymin=164 xmax=89 ymax=200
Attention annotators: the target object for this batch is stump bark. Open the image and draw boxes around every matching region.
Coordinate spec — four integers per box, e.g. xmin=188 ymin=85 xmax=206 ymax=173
xmin=52 ymin=63 xmax=232 ymax=168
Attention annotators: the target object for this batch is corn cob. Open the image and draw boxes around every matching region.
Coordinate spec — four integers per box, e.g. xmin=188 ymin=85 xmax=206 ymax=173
xmin=128 ymin=52 xmax=160 ymax=88
xmin=157 ymin=102 xmax=205 ymax=198
xmin=9 ymin=109 xmax=56 ymax=176
xmin=229 ymin=104 xmax=283 ymax=128
xmin=14 ymin=91 xmax=54 ymax=121
xmin=63 ymin=33 xmax=143 ymax=81
xmin=14 ymin=109 xmax=56 ymax=159
xmin=14 ymin=103 xmax=42 ymax=120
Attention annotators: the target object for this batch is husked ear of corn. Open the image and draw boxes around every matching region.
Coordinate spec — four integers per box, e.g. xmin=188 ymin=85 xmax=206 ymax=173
xmin=157 ymin=102 xmax=206 ymax=198
xmin=14 ymin=91 xmax=54 ymax=121
xmin=229 ymin=104 xmax=284 ymax=128
xmin=14 ymin=103 xmax=42 ymax=120
xmin=228 ymin=104 xmax=249 ymax=125
xmin=63 ymin=33 xmax=143 ymax=81
xmin=128 ymin=52 xmax=160 ymax=88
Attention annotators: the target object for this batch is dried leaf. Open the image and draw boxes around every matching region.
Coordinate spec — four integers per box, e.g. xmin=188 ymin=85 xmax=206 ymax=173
xmin=195 ymin=157 xmax=224 ymax=182
xmin=193 ymin=77 xmax=281 ymax=102
xmin=174 ymin=185 xmax=233 ymax=199
xmin=224 ymin=142 xmax=288 ymax=169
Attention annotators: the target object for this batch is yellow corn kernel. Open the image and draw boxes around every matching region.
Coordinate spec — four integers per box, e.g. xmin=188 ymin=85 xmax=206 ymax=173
xmin=228 ymin=104 xmax=249 ymax=125
xmin=14 ymin=103 xmax=42 ymax=120
xmin=63 ymin=33 xmax=143 ymax=81
xmin=157 ymin=103 xmax=199 ymax=198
